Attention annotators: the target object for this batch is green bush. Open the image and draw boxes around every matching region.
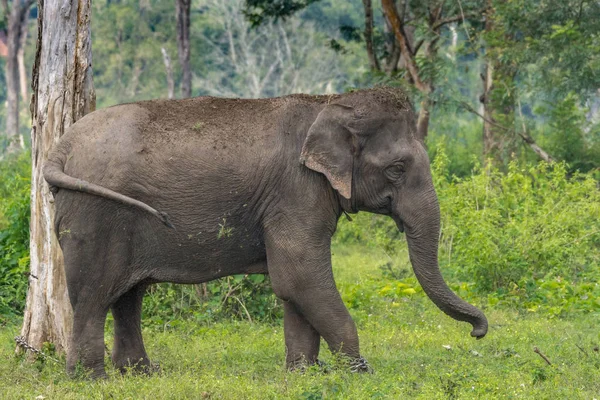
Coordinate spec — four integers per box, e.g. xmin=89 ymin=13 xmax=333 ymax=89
xmin=142 ymin=275 xmax=281 ymax=328
xmin=0 ymin=153 xmax=31 ymax=322
xmin=435 ymin=146 xmax=600 ymax=314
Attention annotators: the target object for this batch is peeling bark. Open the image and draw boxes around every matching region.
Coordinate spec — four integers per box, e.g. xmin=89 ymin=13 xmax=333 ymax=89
xmin=19 ymin=0 xmax=95 ymax=355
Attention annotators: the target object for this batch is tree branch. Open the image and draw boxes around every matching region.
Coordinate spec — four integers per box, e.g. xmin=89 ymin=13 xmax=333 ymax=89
xmin=381 ymin=0 xmax=431 ymax=93
xmin=413 ymin=39 xmax=424 ymax=55
xmin=533 ymin=347 xmax=552 ymax=366
xmin=459 ymin=100 xmax=555 ymax=163
xmin=432 ymin=9 xmax=486 ymax=31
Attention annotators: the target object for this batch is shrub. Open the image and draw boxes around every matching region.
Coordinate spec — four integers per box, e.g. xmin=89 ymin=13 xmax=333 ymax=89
xmin=142 ymin=275 xmax=281 ymax=328
xmin=0 ymin=153 xmax=31 ymax=322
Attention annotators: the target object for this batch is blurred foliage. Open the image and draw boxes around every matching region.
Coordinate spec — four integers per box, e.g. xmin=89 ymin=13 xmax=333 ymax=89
xmin=243 ymin=0 xmax=321 ymax=27
xmin=0 ymin=153 xmax=30 ymax=323
xmin=535 ymin=92 xmax=600 ymax=175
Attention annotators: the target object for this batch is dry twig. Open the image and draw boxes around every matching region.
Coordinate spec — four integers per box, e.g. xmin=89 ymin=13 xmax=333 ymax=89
xmin=533 ymin=346 xmax=552 ymax=365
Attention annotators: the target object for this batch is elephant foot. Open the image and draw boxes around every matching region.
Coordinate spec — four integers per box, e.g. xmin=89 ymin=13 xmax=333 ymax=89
xmin=114 ymin=357 xmax=159 ymax=376
xmin=66 ymin=360 xmax=108 ymax=380
xmin=287 ymin=358 xmax=328 ymax=373
xmin=349 ymin=357 xmax=373 ymax=374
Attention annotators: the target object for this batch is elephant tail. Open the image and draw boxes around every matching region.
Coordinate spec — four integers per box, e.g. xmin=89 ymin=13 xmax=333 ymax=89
xmin=43 ymin=146 xmax=175 ymax=229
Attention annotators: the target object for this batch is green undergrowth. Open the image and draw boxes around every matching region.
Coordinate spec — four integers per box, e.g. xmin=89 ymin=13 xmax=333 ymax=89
xmin=1 ymin=245 xmax=600 ymax=398
xmin=0 ymin=152 xmax=30 ymax=321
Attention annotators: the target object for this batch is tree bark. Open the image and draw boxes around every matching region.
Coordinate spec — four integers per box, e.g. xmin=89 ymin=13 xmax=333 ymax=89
xmin=19 ymin=0 xmax=95 ymax=355
xmin=4 ymin=0 xmax=33 ymax=154
xmin=176 ymin=0 xmax=191 ymax=98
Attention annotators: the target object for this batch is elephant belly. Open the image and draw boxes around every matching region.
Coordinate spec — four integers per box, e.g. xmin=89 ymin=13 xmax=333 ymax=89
xmin=140 ymin=218 xmax=269 ymax=284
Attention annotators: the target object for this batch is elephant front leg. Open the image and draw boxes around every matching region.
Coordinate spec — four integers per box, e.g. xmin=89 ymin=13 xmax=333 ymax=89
xmin=283 ymin=301 xmax=320 ymax=370
xmin=265 ymin=230 xmax=372 ymax=373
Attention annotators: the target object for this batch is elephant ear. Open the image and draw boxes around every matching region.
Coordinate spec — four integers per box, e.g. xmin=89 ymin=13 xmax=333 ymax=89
xmin=300 ymin=104 xmax=356 ymax=200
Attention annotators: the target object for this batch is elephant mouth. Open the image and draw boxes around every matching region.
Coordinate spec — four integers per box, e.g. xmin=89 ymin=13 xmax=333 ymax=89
xmin=393 ymin=216 xmax=405 ymax=233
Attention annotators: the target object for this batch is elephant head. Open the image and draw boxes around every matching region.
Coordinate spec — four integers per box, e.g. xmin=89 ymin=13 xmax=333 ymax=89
xmin=300 ymin=88 xmax=488 ymax=339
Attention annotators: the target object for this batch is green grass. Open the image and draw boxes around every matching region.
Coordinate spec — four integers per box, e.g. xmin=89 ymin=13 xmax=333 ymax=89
xmin=1 ymin=244 xmax=599 ymax=399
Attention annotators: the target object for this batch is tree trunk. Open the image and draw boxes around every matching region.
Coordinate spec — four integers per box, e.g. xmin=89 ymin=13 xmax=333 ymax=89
xmin=481 ymin=56 xmax=497 ymax=157
xmin=17 ymin=10 xmax=29 ymax=101
xmin=4 ymin=0 xmax=33 ymax=154
xmin=19 ymin=0 xmax=95 ymax=355
xmin=481 ymin=0 xmax=499 ymax=158
xmin=481 ymin=0 xmax=515 ymax=162
xmin=176 ymin=0 xmax=191 ymax=98
xmin=417 ymin=98 xmax=431 ymax=139
xmin=361 ymin=0 xmax=380 ymax=71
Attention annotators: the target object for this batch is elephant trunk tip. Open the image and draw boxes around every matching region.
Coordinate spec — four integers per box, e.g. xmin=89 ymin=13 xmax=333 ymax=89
xmin=469 ymin=314 xmax=488 ymax=339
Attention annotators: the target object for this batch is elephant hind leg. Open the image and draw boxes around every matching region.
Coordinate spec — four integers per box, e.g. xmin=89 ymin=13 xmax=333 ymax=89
xmin=67 ymin=302 xmax=110 ymax=379
xmin=111 ymin=282 xmax=153 ymax=374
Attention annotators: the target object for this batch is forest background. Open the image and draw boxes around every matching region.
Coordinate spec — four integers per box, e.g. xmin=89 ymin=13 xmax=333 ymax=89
xmin=0 ymin=0 xmax=599 ymax=398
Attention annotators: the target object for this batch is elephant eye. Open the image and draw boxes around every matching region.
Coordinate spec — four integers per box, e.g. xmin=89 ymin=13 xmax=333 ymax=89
xmin=385 ymin=163 xmax=405 ymax=180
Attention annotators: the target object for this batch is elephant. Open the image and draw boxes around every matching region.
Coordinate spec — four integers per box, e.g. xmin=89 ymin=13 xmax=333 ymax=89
xmin=44 ymin=87 xmax=488 ymax=379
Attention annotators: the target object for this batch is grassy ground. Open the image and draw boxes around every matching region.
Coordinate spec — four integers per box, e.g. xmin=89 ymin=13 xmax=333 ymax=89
xmin=1 ymin=245 xmax=599 ymax=399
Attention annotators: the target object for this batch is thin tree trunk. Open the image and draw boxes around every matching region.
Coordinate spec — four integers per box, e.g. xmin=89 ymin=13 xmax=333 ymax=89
xmin=176 ymin=0 xmax=191 ymax=98
xmin=481 ymin=0 xmax=515 ymax=161
xmin=481 ymin=0 xmax=498 ymax=158
xmin=19 ymin=0 xmax=95 ymax=355
xmin=17 ymin=11 xmax=28 ymax=101
xmin=417 ymin=98 xmax=431 ymax=139
xmin=481 ymin=58 xmax=497 ymax=156
xmin=381 ymin=0 xmax=436 ymax=139
xmin=361 ymin=0 xmax=380 ymax=71
xmin=16 ymin=5 xmax=30 ymax=150
xmin=4 ymin=0 xmax=33 ymax=154
xmin=161 ymin=47 xmax=175 ymax=99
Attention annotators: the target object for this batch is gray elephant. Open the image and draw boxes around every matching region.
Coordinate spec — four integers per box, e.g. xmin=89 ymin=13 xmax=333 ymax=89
xmin=44 ymin=87 xmax=487 ymax=378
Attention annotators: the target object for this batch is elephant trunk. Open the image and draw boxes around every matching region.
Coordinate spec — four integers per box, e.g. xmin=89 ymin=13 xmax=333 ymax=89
xmin=397 ymin=191 xmax=488 ymax=339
